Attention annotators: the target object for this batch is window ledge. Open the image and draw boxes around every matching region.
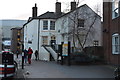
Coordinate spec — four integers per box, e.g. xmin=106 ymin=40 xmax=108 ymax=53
xmin=112 ymin=53 xmax=120 ymax=55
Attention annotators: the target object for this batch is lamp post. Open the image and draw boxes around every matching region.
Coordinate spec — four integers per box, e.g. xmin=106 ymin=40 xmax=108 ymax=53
xmin=19 ymin=40 xmax=24 ymax=69
xmin=22 ymin=51 xmax=24 ymax=69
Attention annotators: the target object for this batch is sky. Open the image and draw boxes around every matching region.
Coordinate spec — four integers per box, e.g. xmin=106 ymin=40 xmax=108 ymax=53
xmin=0 ymin=0 xmax=102 ymax=20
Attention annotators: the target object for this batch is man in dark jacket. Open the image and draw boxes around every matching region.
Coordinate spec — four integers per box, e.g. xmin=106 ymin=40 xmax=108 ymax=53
xmin=24 ymin=49 xmax=28 ymax=63
xmin=34 ymin=50 xmax=39 ymax=61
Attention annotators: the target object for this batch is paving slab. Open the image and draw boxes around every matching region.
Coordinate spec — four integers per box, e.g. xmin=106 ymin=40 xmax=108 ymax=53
xmin=22 ymin=60 xmax=114 ymax=79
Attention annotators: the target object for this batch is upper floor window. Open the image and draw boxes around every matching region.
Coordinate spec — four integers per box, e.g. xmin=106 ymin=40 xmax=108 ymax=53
xmin=43 ymin=20 xmax=48 ymax=30
xmin=50 ymin=21 xmax=55 ymax=30
xmin=77 ymin=19 xmax=84 ymax=28
xmin=112 ymin=33 xmax=120 ymax=54
xmin=112 ymin=0 xmax=119 ymax=18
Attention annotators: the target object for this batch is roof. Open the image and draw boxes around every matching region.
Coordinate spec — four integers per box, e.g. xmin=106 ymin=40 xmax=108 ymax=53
xmin=23 ymin=12 xmax=58 ymax=26
xmin=24 ymin=4 xmax=101 ymax=26
xmin=38 ymin=11 xmax=57 ymax=19
xmin=58 ymin=4 xmax=101 ymax=19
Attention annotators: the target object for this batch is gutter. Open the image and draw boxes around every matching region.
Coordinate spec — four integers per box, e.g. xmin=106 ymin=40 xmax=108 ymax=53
xmin=38 ymin=19 xmax=40 ymax=60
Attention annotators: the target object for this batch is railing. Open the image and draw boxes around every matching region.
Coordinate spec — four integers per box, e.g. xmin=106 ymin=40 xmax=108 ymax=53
xmin=42 ymin=45 xmax=58 ymax=61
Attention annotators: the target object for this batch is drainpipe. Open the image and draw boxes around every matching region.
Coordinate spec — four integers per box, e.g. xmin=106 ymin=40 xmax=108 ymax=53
xmin=38 ymin=19 xmax=40 ymax=60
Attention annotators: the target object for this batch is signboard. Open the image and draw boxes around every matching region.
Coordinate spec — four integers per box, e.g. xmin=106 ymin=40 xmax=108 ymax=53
xmin=62 ymin=42 xmax=68 ymax=56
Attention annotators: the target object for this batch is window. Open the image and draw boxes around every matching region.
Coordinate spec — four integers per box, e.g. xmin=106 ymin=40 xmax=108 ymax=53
xmin=50 ymin=21 xmax=55 ymax=30
xmin=93 ymin=40 xmax=99 ymax=46
xmin=112 ymin=33 xmax=120 ymax=54
xmin=17 ymin=38 xmax=20 ymax=41
xmin=43 ymin=21 xmax=48 ymax=30
xmin=51 ymin=36 xmax=56 ymax=40
xmin=17 ymin=43 xmax=20 ymax=46
xmin=42 ymin=36 xmax=48 ymax=45
xmin=77 ymin=19 xmax=84 ymax=28
xmin=17 ymin=35 xmax=20 ymax=38
xmin=112 ymin=0 xmax=119 ymax=18
xmin=17 ymin=32 xmax=20 ymax=35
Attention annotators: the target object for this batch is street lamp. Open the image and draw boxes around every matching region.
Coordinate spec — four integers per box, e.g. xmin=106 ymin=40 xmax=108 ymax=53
xmin=19 ymin=40 xmax=24 ymax=69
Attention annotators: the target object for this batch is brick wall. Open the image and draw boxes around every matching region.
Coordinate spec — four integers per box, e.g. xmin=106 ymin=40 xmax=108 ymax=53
xmin=103 ymin=2 xmax=120 ymax=65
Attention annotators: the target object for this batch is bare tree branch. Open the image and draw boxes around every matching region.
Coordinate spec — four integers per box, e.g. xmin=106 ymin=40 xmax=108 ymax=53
xmin=82 ymin=15 xmax=97 ymax=47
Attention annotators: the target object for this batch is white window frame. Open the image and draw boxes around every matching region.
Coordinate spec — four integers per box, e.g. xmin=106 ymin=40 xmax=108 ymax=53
xmin=42 ymin=36 xmax=48 ymax=45
xmin=112 ymin=0 xmax=119 ymax=19
xmin=43 ymin=20 xmax=48 ymax=30
xmin=50 ymin=21 xmax=55 ymax=30
xmin=112 ymin=33 xmax=120 ymax=54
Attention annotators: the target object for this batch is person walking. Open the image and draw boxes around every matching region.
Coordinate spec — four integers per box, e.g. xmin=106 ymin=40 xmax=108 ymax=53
xmin=28 ymin=47 xmax=33 ymax=64
xmin=23 ymin=49 xmax=28 ymax=64
xmin=34 ymin=50 xmax=39 ymax=61
xmin=16 ymin=49 xmax=19 ymax=58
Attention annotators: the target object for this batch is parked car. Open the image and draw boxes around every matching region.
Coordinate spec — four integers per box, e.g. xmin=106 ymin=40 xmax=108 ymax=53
xmin=0 ymin=51 xmax=17 ymax=78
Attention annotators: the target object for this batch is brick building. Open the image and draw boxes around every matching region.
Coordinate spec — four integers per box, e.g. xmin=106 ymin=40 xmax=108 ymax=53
xmin=103 ymin=0 xmax=120 ymax=65
xmin=11 ymin=27 xmax=23 ymax=54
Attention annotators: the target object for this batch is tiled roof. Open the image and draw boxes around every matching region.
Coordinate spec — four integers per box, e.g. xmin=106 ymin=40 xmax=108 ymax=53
xmin=38 ymin=11 xmax=57 ymax=19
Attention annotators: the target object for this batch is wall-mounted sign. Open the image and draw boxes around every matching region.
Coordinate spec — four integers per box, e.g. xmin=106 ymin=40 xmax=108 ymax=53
xmin=62 ymin=42 xmax=68 ymax=56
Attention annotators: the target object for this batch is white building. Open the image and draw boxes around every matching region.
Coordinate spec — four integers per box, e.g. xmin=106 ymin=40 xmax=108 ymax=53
xmin=23 ymin=3 xmax=61 ymax=61
xmin=56 ymin=4 xmax=102 ymax=51
xmin=24 ymin=2 xmax=102 ymax=61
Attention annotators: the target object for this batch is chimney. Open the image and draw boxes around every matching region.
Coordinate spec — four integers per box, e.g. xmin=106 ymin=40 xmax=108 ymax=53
xmin=55 ymin=2 xmax=61 ymax=16
xmin=71 ymin=2 xmax=76 ymax=11
xmin=32 ymin=3 xmax=37 ymax=17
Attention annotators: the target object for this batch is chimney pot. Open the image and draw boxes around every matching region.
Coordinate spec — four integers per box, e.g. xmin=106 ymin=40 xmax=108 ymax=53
xmin=32 ymin=3 xmax=37 ymax=18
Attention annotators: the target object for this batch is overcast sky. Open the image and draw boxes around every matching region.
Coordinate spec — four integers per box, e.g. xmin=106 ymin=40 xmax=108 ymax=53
xmin=0 ymin=0 xmax=102 ymax=20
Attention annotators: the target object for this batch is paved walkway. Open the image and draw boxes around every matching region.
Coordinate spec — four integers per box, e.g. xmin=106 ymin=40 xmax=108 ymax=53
xmin=21 ymin=60 xmax=114 ymax=78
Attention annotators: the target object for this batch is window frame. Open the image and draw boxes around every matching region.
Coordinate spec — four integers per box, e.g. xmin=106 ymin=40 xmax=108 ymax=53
xmin=50 ymin=21 xmax=55 ymax=30
xmin=112 ymin=0 xmax=119 ymax=19
xmin=43 ymin=20 xmax=48 ymax=30
xmin=42 ymin=36 xmax=48 ymax=45
xmin=112 ymin=33 xmax=120 ymax=54
xmin=77 ymin=19 xmax=84 ymax=28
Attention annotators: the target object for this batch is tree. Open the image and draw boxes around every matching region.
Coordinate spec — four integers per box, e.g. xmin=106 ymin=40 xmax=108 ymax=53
xmin=60 ymin=2 xmax=101 ymax=53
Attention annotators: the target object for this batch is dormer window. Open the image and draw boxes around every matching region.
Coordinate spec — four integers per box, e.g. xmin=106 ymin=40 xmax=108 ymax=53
xmin=112 ymin=0 xmax=119 ymax=19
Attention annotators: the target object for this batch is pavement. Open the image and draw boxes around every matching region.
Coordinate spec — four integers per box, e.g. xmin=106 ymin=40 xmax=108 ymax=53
xmin=23 ymin=61 xmax=114 ymax=78
xmin=13 ymin=54 xmax=24 ymax=79
xmin=13 ymin=54 xmax=115 ymax=79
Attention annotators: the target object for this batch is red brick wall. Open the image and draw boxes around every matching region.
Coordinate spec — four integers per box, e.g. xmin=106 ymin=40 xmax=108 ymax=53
xmin=103 ymin=2 xmax=120 ymax=65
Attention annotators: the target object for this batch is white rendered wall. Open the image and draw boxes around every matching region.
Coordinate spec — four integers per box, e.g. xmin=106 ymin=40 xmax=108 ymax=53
xmin=24 ymin=19 xmax=39 ymax=59
xmin=39 ymin=19 xmax=57 ymax=61
xmin=56 ymin=5 xmax=102 ymax=49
